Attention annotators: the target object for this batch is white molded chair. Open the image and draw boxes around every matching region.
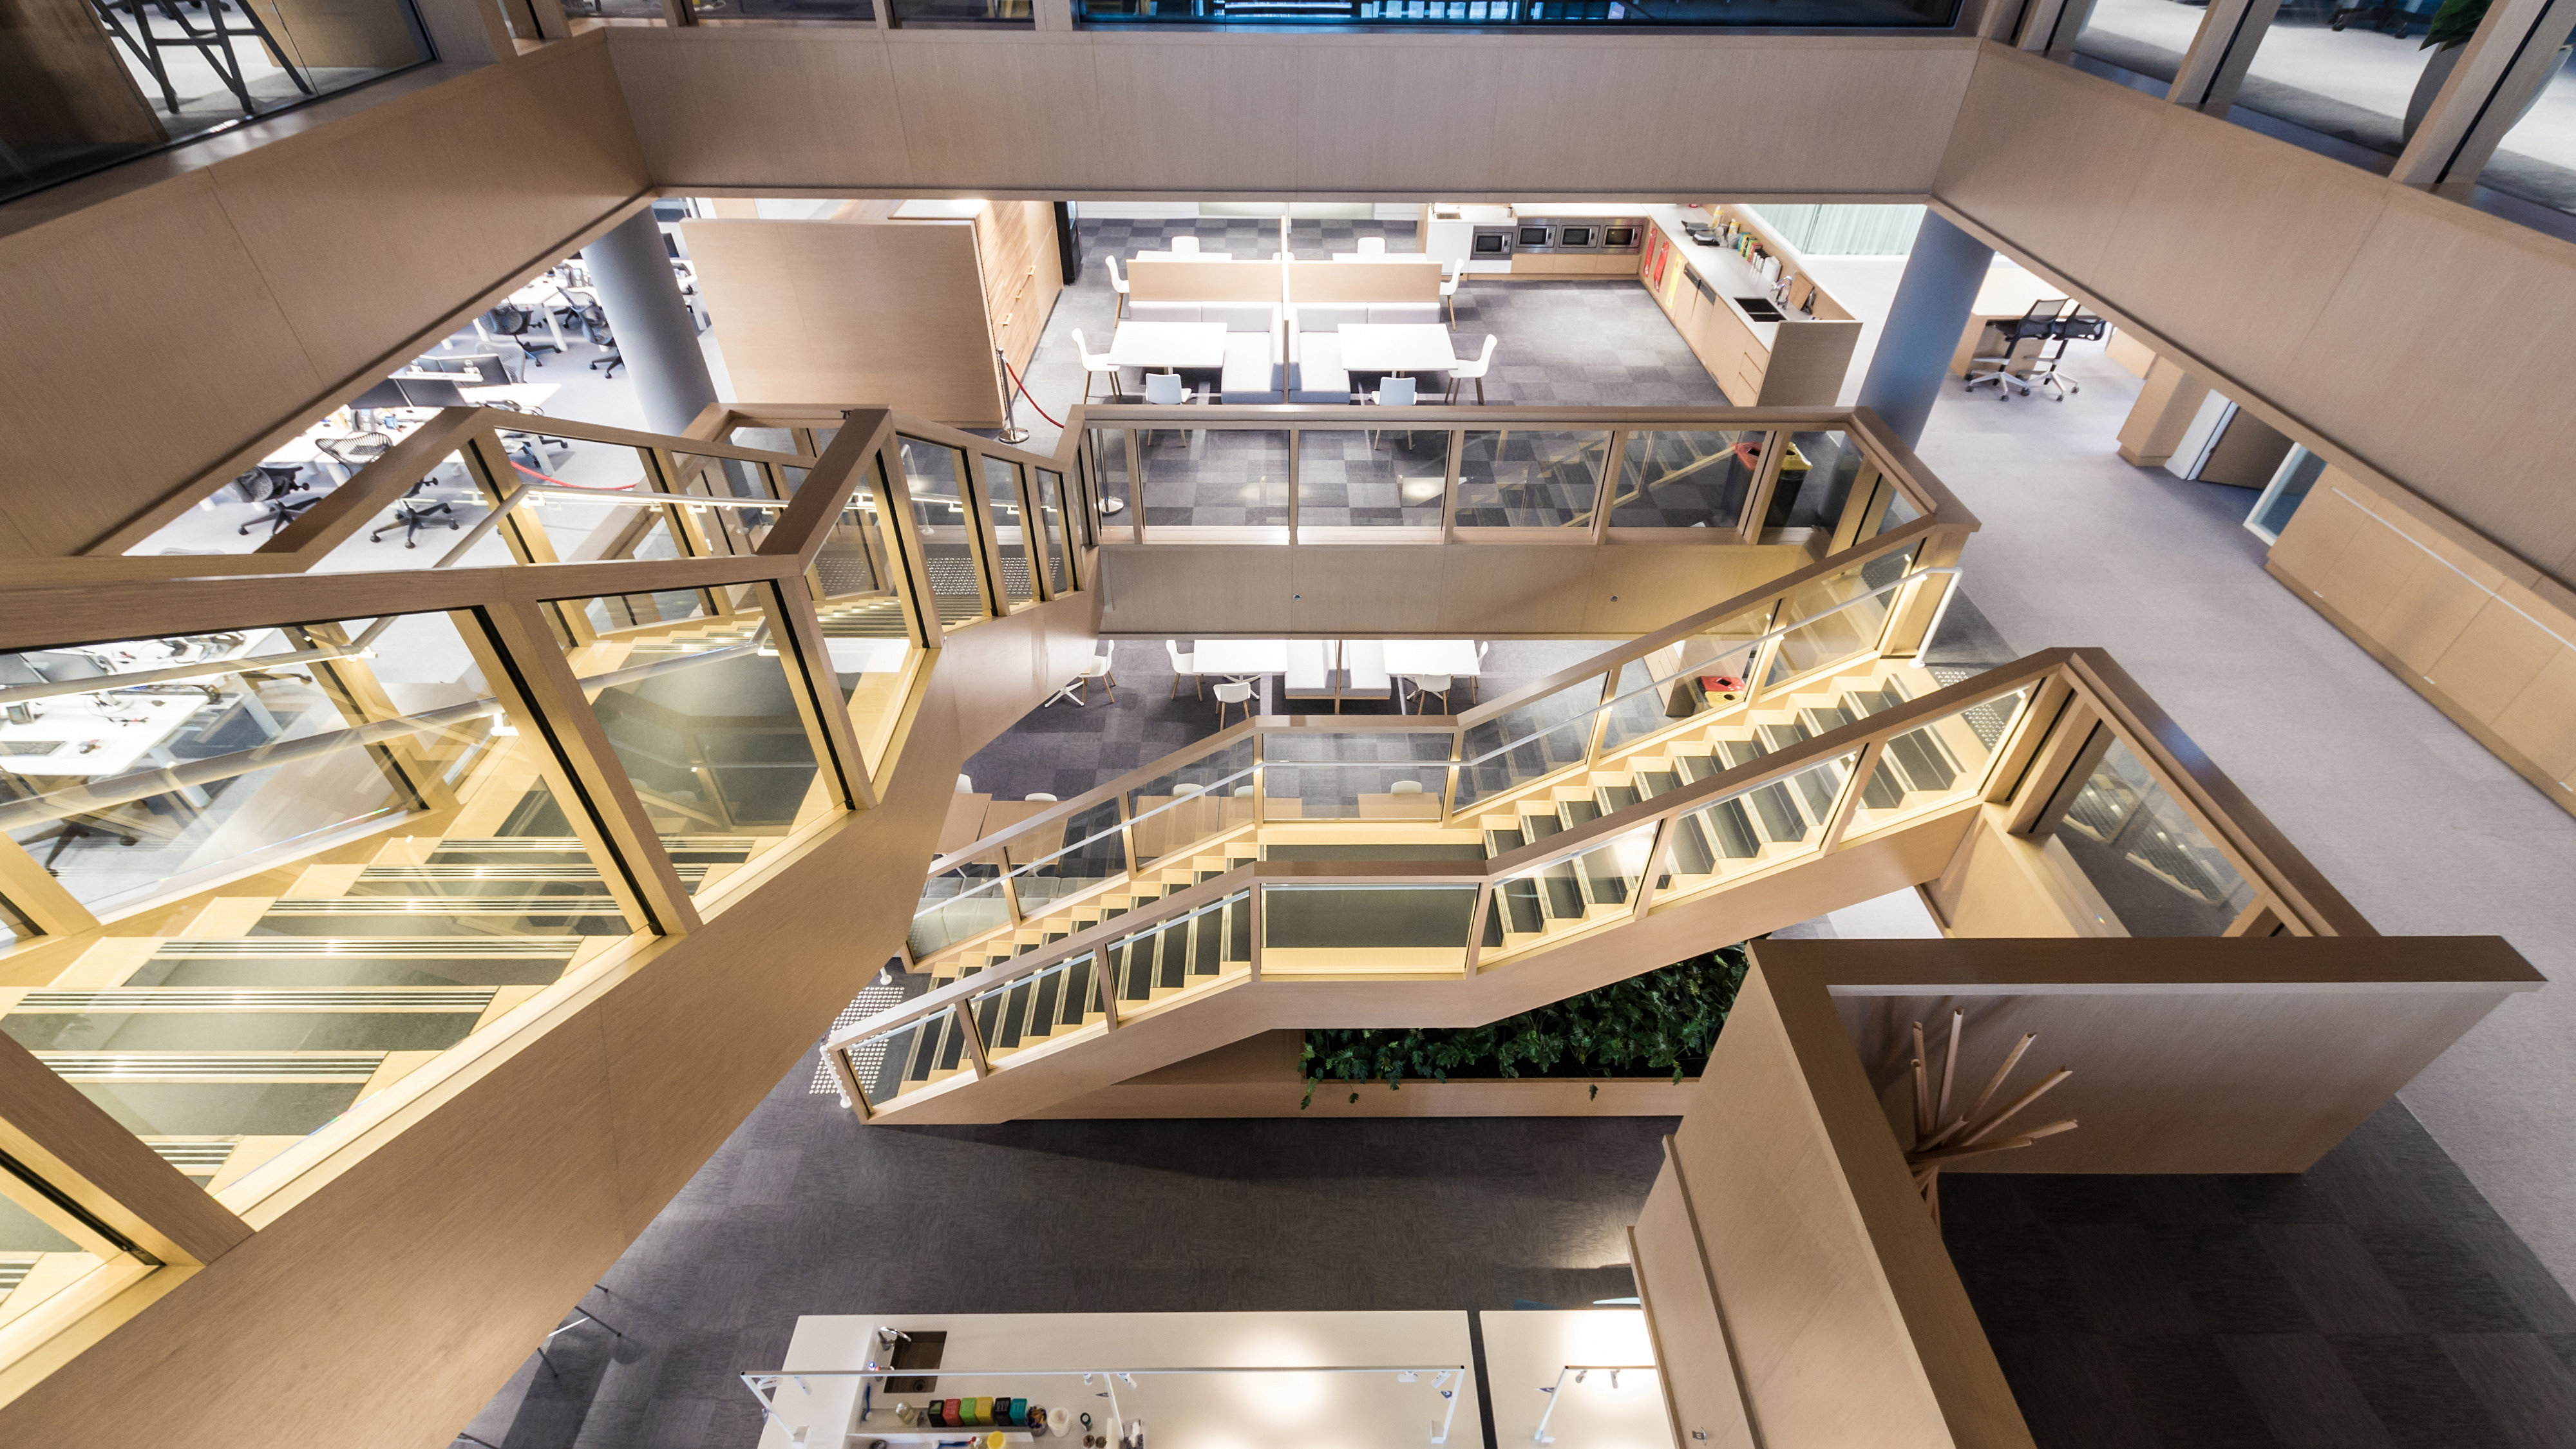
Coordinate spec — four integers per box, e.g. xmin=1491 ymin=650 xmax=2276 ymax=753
xmin=1046 ymin=643 xmax=1117 ymax=708
xmin=1027 ymin=793 xmax=1058 ymax=802
xmin=1142 ymin=370 xmax=1202 ymax=446
xmin=1388 ymin=779 xmax=1426 ymax=794
xmin=1213 ymin=679 xmax=1254 ymax=728
xmin=1403 ymin=674 xmax=1454 ymax=714
xmin=1363 ymin=375 xmax=1417 ymax=448
xmin=1443 ymin=336 xmax=1498 ymax=404
xmin=1358 ymin=236 xmax=1387 ymax=255
xmin=1106 ymin=256 xmax=1130 ymax=319
xmin=1439 ymin=265 xmax=1461 ymax=327
xmin=1170 ymin=235 xmax=1200 ymax=256
xmin=1166 ymin=639 xmax=1200 ymax=698
xmin=1072 ymin=328 xmax=1124 ymax=402
xmin=956 ymin=774 xmax=974 ymax=793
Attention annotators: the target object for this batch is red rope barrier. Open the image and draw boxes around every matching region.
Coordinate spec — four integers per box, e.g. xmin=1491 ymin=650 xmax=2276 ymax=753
xmin=999 ymin=354 xmax=1064 ymax=430
xmin=511 ymin=460 xmax=638 ymax=491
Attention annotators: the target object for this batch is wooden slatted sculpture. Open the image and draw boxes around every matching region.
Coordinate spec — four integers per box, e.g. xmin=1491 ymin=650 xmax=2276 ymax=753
xmin=1903 ymin=1009 xmax=2077 ymax=1226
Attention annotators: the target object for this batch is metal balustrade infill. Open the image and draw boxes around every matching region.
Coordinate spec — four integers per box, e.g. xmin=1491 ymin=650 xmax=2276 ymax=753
xmin=837 ymin=644 xmax=2374 ymax=1119
xmin=0 ymin=402 xmax=1093 ymax=1366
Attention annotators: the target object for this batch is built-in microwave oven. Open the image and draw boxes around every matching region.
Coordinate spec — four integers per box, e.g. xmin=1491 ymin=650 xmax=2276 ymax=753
xmin=1555 ymin=223 xmax=1601 ymax=251
xmin=1601 ymin=222 xmax=1643 ymax=252
xmin=1471 ymin=226 xmax=1513 ymax=260
xmin=1516 ymin=223 xmax=1556 ymax=252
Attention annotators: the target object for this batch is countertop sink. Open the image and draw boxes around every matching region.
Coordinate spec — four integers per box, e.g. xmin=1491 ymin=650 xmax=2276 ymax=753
xmin=1735 ymin=297 xmax=1785 ymax=322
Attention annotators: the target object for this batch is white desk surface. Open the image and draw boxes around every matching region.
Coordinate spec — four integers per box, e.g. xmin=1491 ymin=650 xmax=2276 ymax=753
xmin=1969 ymin=264 xmax=2071 ymax=320
xmin=1477 ymin=1311 xmax=1672 ymax=1449
xmin=459 ymin=382 xmax=562 ymax=409
xmin=1133 ymin=250 xmax=1233 ymax=261
xmin=1379 ymin=641 xmax=1481 ymax=677
xmin=1108 ymin=322 xmax=1229 ymax=370
xmin=755 ymin=1311 xmax=1480 ymax=1449
xmin=1193 ymin=639 xmax=1291 ymax=677
xmin=1338 ymin=325 xmax=1461 ymax=375
xmin=0 ymin=693 xmax=203 ymax=779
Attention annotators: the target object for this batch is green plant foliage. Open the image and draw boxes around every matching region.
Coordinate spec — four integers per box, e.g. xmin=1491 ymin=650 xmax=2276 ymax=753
xmin=2423 ymin=0 xmax=2488 ymax=49
xmin=1298 ymin=944 xmax=1751 ymax=1108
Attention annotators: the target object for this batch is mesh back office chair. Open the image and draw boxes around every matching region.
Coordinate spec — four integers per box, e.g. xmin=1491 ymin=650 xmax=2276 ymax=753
xmin=1965 ymin=300 xmax=2071 ymax=399
xmin=486 ymin=303 xmax=559 ymax=365
xmin=2020 ymin=311 xmax=2109 ymax=402
xmin=234 ymin=463 xmax=319 ymax=536
xmin=575 ymin=304 xmax=623 ymax=377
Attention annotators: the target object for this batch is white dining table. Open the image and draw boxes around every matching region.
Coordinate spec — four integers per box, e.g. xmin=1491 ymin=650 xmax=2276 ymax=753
xmin=1381 ymin=640 xmax=1481 ymax=676
xmin=1108 ymin=321 xmax=1229 ymax=371
xmin=1338 ymin=323 xmax=1463 ymax=375
xmin=0 ymin=693 xmax=209 ymax=782
xmin=1134 ymin=251 xmax=1233 ymax=261
xmin=1193 ymin=639 xmax=1291 ymax=679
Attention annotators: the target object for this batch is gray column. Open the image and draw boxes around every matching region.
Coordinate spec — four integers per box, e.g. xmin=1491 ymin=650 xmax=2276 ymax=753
xmin=1854 ymin=211 xmax=1994 ymax=451
xmin=585 ymin=208 xmax=717 ymax=437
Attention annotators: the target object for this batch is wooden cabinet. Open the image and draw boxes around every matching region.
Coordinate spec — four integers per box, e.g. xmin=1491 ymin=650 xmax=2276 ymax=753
xmin=1642 ymin=207 xmax=1861 ymax=408
xmin=971 ymin=200 xmax=1062 ymax=391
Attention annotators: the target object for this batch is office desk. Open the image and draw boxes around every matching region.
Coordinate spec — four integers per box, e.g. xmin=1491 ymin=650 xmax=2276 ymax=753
xmin=459 ymin=383 xmax=562 ymax=410
xmin=1193 ymin=639 xmax=1291 ymax=679
xmin=0 ymin=694 xmax=208 ymax=802
xmin=1949 ymin=266 xmax=2072 ymax=377
xmin=1108 ymin=321 xmax=1229 ymax=371
xmin=1380 ymin=640 xmax=1480 ymax=677
xmin=1338 ymin=324 xmax=1457 ymax=375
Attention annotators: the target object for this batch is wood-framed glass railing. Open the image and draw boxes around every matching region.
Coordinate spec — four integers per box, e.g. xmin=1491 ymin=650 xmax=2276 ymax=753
xmin=844 ymin=646 xmax=2372 ymax=1119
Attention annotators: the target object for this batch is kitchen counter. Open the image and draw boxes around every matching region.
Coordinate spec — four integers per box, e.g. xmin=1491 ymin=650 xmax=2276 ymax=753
xmin=1640 ymin=204 xmax=1861 ymax=408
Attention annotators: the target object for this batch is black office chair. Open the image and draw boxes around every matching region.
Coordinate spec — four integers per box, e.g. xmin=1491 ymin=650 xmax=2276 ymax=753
xmin=2020 ymin=310 xmax=2109 ymax=402
xmin=369 ymin=477 xmax=463 ymax=548
xmin=573 ymin=303 xmax=623 ymax=377
xmin=235 ymin=463 xmax=319 ymax=536
xmin=1965 ymin=300 xmax=2071 ymax=399
xmin=485 ymin=303 xmax=558 ymax=366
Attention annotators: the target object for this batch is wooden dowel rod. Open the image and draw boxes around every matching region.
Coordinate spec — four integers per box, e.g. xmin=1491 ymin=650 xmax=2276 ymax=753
xmin=1936 ymin=1008 xmax=1962 ymax=1125
xmin=1959 ymin=1032 xmax=2037 ymax=1128
xmin=1962 ymin=1066 xmax=2073 ymax=1146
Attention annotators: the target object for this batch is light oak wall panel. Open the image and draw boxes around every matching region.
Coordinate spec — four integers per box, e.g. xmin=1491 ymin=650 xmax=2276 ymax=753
xmin=603 ymin=28 xmax=1976 ymax=197
xmin=0 ymin=39 xmax=649 ymax=561
xmin=1627 ymin=1172 xmax=1756 ymax=1449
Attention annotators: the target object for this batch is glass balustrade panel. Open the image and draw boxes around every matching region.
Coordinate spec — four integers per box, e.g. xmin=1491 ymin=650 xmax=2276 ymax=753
xmin=2046 ymin=737 xmax=2260 ymax=936
xmin=996 ymin=797 xmax=1126 ymax=914
xmin=1454 ymin=431 xmax=1611 ymax=531
xmin=896 ymin=437 xmax=992 ymax=629
xmin=2477 ymin=47 xmax=2576 ymax=223
xmin=979 ymin=457 xmax=1038 ymax=611
xmin=1595 ymin=604 xmax=1774 ymax=756
xmin=698 ymin=0 xmax=875 ymax=15
xmin=1258 ymin=733 xmax=1452 ymax=819
xmin=1100 ymin=891 xmax=1255 ymax=1003
xmin=1763 ymin=430 xmax=1870 ymax=534
xmin=968 ymin=952 xmax=1108 ymax=1065
xmin=551 ymin=587 xmax=839 ymax=886
xmin=0 ymin=1164 xmax=148 ymax=1347
xmin=1088 ymin=429 xmax=1133 ymax=536
xmin=1030 ymin=469 xmax=1075 ymax=593
xmin=1845 ymin=688 xmax=2031 ymax=838
xmin=1138 ymin=427 xmax=1289 ymax=542
xmin=1656 ymin=750 xmax=1863 ymax=898
xmin=888 ymin=0 xmax=1030 ymax=21
xmin=846 ymin=1005 xmax=973 ymax=1112
xmin=1125 ymin=739 xmax=1259 ymax=869
xmin=1609 ymin=430 xmax=1765 ymax=529
xmin=1762 ymin=555 xmax=1917 ymax=688
xmin=1260 ymin=885 xmax=1477 ymax=975
xmin=1457 ymin=674 xmax=1611 ymax=807
xmin=0 ymin=613 xmax=648 ymax=1205
xmin=1485 ymin=824 xmax=1658 ymax=956
xmin=669 ymin=452 xmax=793 ymax=558
xmin=729 ymin=427 xmax=804 ymax=454
xmin=1294 ymin=428 xmax=1448 ymax=542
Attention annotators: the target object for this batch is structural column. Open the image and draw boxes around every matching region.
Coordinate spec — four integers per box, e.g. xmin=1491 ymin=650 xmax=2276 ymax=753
xmin=1854 ymin=212 xmax=1993 ymax=450
xmin=586 ymin=208 xmax=718 ymax=437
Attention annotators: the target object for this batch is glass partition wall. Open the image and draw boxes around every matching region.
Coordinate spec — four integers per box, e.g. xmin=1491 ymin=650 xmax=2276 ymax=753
xmin=0 ymin=402 xmax=1084 ymax=1347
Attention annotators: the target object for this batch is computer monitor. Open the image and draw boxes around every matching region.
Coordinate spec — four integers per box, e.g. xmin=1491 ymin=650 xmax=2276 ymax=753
xmin=395 ymin=377 xmax=471 ymax=409
xmin=350 ymin=380 xmax=410 ymax=411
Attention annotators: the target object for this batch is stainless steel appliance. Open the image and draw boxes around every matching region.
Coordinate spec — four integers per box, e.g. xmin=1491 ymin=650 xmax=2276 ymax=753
xmin=1600 ymin=220 xmax=1645 ymax=252
xmin=1515 ymin=221 xmax=1556 ymax=252
xmin=1553 ymin=223 xmax=1602 ymax=251
xmin=1470 ymin=225 xmax=1514 ymax=261
xmin=1511 ymin=216 xmax=1647 ymax=254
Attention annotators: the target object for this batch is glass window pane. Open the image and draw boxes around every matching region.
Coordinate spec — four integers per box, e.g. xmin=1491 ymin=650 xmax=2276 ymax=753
xmin=979 ymin=457 xmax=1037 ymax=610
xmin=0 ymin=614 xmax=649 ymax=1198
xmin=2232 ymin=1 xmax=2456 ymax=162
xmin=896 ymin=437 xmax=990 ymax=629
xmin=2248 ymin=446 xmax=2329 ymax=542
xmin=1294 ymin=428 xmax=1448 ymax=540
xmin=888 ymin=0 xmax=1030 ymax=22
xmin=1261 ymin=885 xmax=1476 ymax=973
xmin=1260 ymin=732 xmax=1451 ymax=819
xmin=2070 ymin=0 xmax=2205 ymax=85
xmin=2047 ymin=737 xmax=2259 ymax=935
xmin=1140 ymin=428 xmax=1289 ymax=540
xmin=1454 ymin=431 xmax=1610 ymax=530
xmin=699 ymin=0 xmax=875 ymax=17
xmin=2479 ymin=49 xmax=2576 ymax=220
xmin=556 ymin=588 xmax=840 ymax=875
xmin=1846 ymin=687 xmax=2031 ymax=837
xmin=1610 ymin=430 xmax=1763 ymax=529
xmin=1033 ymin=469 xmax=1075 ymax=594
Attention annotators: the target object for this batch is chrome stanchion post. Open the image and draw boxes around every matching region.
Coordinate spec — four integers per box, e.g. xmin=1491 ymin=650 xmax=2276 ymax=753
xmin=996 ymin=348 xmax=1032 ymax=444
